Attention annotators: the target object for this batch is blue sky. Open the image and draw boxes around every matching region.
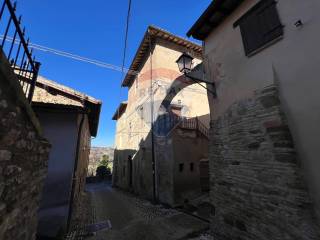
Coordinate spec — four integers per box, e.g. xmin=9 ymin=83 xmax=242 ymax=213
xmin=17 ymin=0 xmax=210 ymax=147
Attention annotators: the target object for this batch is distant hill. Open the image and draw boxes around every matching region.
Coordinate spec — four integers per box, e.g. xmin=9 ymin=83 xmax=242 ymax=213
xmin=88 ymin=146 xmax=114 ymax=176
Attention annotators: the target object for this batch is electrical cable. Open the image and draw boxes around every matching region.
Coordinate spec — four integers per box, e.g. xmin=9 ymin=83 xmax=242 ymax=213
xmin=116 ymin=0 xmax=133 ymax=121
xmin=0 ymin=35 xmax=139 ymax=75
xmin=121 ymin=0 xmax=132 ymax=73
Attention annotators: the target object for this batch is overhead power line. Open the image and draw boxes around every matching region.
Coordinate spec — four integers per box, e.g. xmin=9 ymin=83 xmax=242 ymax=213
xmin=116 ymin=0 xmax=133 ymax=119
xmin=121 ymin=0 xmax=132 ymax=73
xmin=0 ymin=35 xmax=139 ymax=76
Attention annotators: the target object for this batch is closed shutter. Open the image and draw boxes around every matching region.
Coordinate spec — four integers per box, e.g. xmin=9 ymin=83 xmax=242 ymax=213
xmin=240 ymin=12 xmax=262 ymax=55
xmin=258 ymin=1 xmax=283 ymax=45
xmin=236 ymin=0 xmax=283 ymax=56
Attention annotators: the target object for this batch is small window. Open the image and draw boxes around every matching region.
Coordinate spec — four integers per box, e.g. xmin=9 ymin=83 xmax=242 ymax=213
xmin=234 ymin=0 xmax=283 ymax=56
xmin=190 ymin=163 xmax=194 ymax=172
xmin=179 ymin=163 xmax=184 ymax=172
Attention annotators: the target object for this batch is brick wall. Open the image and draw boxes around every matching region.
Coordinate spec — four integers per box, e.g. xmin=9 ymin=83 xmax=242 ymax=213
xmin=209 ymin=84 xmax=319 ymax=239
xmin=0 ymin=50 xmax=50 ymax=239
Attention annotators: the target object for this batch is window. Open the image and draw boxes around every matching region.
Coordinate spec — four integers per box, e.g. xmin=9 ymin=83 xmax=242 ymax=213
xmin=179 ymin=163 xmax=184 ymax=172
xmin=234 ymin=0 xmax=283 ymax=56
xmin=190 ymin=163 xmax=194 ymax=172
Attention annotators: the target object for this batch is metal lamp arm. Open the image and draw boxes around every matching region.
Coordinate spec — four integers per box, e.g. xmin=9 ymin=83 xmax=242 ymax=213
xmin=185 ymin=73 xmax=217 ymax=97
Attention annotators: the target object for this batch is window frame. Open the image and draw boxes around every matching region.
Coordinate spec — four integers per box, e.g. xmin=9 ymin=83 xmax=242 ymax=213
xmin=234 ymin=0 xmax=284 ymax=57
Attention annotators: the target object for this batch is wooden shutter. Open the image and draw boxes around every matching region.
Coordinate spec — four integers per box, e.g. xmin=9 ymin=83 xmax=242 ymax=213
xmin=258 ymin=1 xmax=283 ymax=45
xmin=236 ymin=0 xmax=283 ymax=56
xmin=239 ymin=13 xmax=262 ymax=55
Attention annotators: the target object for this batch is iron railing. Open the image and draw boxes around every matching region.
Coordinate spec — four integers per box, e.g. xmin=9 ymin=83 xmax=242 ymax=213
xmin=179 ymin=117 xmax=209 ymax=139
xmin=0 ymin=0 xmax=40 ymax=102
xmin=156 ymin=113 xmax=209 ymax=138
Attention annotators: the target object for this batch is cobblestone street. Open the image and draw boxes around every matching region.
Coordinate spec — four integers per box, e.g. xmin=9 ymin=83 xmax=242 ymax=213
xmin=82 ymin=182 xmax=211 ymax=240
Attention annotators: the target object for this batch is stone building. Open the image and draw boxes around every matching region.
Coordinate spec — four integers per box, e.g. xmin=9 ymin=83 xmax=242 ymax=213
xmin=186 ymin=0 xmax=320 ymax=239
xmin=32 ymin=76 xmax=102 ymax=238
xmin=0 ymin=50 xmax=51 ymax=239
xmin=112 ymin=26 xmax=210 ymax=206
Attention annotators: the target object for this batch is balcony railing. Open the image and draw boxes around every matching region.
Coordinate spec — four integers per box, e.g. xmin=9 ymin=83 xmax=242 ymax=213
xmin=179 ymin=117 xmax=209 ymax=139
xmin=0 ymin=0 xmax=40 ymax=103
xmin=156 ymin=113 xmax=209 ymax=139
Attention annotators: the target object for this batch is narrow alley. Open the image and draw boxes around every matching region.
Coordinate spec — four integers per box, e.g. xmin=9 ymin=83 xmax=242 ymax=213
xmin=1 ymin=0 xmax=320 ymax=239
xmin=78 ymin=182 xmax=210 ymax=240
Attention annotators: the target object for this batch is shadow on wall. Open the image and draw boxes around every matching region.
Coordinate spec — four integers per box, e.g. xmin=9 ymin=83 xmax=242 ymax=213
xmin=113 ymin=111 xmax=210 ymax=206
xmin=112 ymin=71 xmax=211 ymax=205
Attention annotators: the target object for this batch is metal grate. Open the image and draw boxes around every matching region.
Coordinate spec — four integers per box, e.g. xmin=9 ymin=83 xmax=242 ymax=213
xmin=0 ymin=0 xmax=40 ymax=102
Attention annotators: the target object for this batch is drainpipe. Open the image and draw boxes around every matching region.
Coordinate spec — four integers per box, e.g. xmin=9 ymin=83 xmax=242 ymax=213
xmin=67 ymin=113 xmax=85 ymax=232
xmin=148 ymin=30 xmax=158 ymax=203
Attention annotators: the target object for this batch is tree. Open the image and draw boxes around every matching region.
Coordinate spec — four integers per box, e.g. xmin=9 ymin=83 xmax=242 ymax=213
xmin=97 ymin=155 xmax=112 ymax=179
xmin=102 ymin=154 xmax=109 ymax=161
xmin=96 ymin=165 xmax=108 ymax=179
xmin=99 ymin=154 xmax=109 ymax=168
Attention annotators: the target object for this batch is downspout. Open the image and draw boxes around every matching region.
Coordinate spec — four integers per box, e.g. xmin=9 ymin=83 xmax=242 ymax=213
xmin=148 ymin=30 xmax=158 ymax=203
xmin=67 ymin=113 xmax=85 ymax=231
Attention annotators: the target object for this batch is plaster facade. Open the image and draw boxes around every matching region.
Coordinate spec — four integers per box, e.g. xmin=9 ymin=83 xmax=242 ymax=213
xmin=32 ymin=77 xmax=101 ymax=238
xmin=35 ymin=111 xmax=90 ymax=237
xmin=188 ymin=0 xmax=320 ymax=238
xmin=113 ymin=27 xmax=210 ymax=206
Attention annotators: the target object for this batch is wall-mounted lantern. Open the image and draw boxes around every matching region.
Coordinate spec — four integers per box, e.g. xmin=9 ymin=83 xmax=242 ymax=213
xmin=176 ymin=52 xmax=194 ymax=74
xmin=176 ymin=52 xmax=216 ymax=97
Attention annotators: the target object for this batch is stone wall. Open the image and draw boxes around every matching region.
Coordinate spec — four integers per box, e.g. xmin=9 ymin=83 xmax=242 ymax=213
xmin=210 ymin=84 xmax=319 ymax=239
xmin=68 ymin=115 xmax=91 ymax=232
xmin=0 ymin=50 xmax=50 ymax=239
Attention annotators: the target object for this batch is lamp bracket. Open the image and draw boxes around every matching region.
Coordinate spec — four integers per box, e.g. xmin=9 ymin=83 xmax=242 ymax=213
xmin=185 ymin=73 xmax=217 ymax=97
xmin=185 ymin=73 xmax=215 ymax=85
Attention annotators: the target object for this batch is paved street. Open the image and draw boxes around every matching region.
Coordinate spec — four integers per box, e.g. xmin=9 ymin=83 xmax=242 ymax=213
xmin=85 ymin=182 xmax=210 ymax=240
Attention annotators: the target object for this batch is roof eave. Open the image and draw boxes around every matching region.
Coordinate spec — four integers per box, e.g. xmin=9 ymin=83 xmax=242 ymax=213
xmin=187 ymin=0 xmax=245 ymax=40
xmin=121 ymin=30 xmax=150 ymax=87
xmin=122 ymin=25 xmax=202 ymax=87
xmin=33 ymin=78 xmax=102 ymax=137
xmin=112 ymin=102 xmax=128 ymax=120
xmin=87 ymin=101 xmax=102 ymax=137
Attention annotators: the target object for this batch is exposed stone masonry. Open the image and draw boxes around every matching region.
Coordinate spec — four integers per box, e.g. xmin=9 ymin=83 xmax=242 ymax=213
xmin=209 ymin=84 xmax=320 ymax=239
xmin=0 ymin=51 xmax=50 ymax=240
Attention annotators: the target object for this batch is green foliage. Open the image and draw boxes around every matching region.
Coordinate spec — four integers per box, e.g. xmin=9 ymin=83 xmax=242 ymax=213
xmin=102 ymin=154 xmax=109 ymax=161
xmin=96 ymin=165 xmax=108 ymax=178
xmin=99 ymin=154 xmax=110 ymax=168
xmin=97 ymin=154 xmax=112 ymax=177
